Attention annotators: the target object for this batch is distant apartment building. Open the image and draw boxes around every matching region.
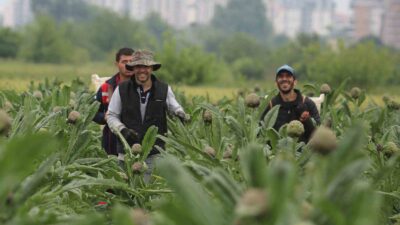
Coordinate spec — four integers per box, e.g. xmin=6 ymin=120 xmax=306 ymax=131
xmin=350 ymin=0 xmax=384 ymax=40
xmin=1 ymin=0 xmax=32 ymax=27
xmin=381 ymin=0 xmax=400 ymax=49
xmin=265 ymin=0 xmax=335 ymax=38
xmin=351 ymin=0 xmax=400 ymax=49
xmin=0 ymin=0 xmax=227 ymax=29
xmin=85 ymin=0 xmax=227 ymax=28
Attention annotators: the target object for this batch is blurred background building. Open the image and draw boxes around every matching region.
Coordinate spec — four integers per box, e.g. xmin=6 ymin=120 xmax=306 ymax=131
xmin=0 ymin=0 xmax=399 ymax=49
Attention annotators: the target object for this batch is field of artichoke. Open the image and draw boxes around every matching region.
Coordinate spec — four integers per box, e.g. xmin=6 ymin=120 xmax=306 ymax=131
xmin=0 ymin=78 xmax=399 ymax=225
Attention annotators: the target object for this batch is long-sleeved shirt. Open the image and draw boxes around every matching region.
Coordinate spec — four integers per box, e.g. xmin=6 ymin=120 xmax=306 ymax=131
xmin=106 ymin=85 xmax=184 ymax=132
xmin=260 ymin=89 xmax=320 ymax=143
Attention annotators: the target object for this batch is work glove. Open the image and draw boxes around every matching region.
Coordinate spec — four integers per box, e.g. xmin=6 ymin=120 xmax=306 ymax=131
xmin=295 ymin=104 xmax=310 ymax=122
xmin=176 ymin=110 xmax=191 ymax=123
xmin=121 ymin=128 xmax=139 ymax=145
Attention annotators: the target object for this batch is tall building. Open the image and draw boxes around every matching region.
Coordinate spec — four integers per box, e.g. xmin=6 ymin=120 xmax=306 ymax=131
xmin=381 ymin=0 xmax=400 ymax=49
xmin=350 ymin=0 xmax=384 ymax=40
xmin=1 ymin=0 xmax=33 ymax=27
xmin=0 ymin=0 xmax=227 ymax=29
xmin=264 ymin=0 xmax=334 ymax=38
xmin=86 ymin=0 xmax=227 ymax=28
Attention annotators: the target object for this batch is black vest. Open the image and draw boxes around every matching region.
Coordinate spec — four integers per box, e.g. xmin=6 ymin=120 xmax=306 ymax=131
xmin=119 ymin=76 xmax=168 ymax=154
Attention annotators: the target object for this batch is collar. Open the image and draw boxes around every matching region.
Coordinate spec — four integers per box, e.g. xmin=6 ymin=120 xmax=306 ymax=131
xmin=106 ymin=73 xmax=120 ymax=88
xmin=277 ymin=89 xmax=302 ymax=103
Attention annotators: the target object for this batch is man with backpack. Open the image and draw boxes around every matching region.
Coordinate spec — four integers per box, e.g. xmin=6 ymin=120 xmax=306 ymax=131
xmin=260 ymin=65 xmax=320 ymax=143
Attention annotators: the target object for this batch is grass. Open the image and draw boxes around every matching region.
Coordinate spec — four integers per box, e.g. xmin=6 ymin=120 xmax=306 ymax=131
xmin=0 ymin=60 xmax=399 ymax=104
xmin=174 ymin=86 xmax=239 ymax=102
xmin=0 ymin=60 xmax=115 ymax=91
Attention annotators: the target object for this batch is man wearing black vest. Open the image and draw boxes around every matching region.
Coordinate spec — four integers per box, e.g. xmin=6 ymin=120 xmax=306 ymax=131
xmin=106 ymin=50 xmax=188 ymax=175
xmin=260 ymin=65 xmax=320 ymax=143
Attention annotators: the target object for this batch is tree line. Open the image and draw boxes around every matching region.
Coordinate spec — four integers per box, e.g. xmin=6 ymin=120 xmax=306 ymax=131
xmin=0 ymin=0 xmax=399 ymax=87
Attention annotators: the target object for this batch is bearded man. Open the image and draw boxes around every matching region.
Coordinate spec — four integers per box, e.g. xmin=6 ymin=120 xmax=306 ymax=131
xmin=260 ymin=65 xmax=320 ymax=143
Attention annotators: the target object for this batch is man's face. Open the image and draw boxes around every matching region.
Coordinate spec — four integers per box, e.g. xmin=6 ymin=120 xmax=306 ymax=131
xmin=116 ymin=55 xmax=134 ymax=78
xmin=133 ymin=65 xmax=153 ymax=84
xmin=276 ymin=71 xmax=296 ymax=94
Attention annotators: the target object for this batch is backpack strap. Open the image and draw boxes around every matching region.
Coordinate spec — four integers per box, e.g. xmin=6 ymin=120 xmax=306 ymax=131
xmin=269 ymin=100 xmax=273 ymax=109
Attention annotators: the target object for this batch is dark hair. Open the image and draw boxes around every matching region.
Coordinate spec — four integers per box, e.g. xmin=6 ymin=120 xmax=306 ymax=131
xmin=115 ymin=47 xmax=134 ymax=62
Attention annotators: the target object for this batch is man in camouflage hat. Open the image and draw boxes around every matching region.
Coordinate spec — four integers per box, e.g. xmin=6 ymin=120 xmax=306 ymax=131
xmin=106 ymin=50 xmax=188 ymax=179
xmin=260 ymin=64 xmax=320 ymax=143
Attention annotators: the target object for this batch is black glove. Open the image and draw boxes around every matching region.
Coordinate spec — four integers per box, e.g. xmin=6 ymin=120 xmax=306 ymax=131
xmin=121 ymin=128 xmax=139 ymax=145
xmin=176 ymin=110 xmax=190 ymax=123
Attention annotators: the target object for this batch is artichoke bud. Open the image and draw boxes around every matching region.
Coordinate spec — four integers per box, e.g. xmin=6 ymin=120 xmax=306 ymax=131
xmin=350 ymin=87 xmax=361 ymax=99
xmin=204 ymin=146 xmax=216 ymax=158
xmin=131 ymin=143 xmax=142 ymax=155
xmin=383 ymin=142 xmax=399 ymax=157
xmin=202 ymin=110 xmax=213 ymax=124
xmin=245 ymin=93 xmax=260 ymax=108
xmin=131 ymin=162 xmax=144 ymax=174
xmin=308 ymin=126 xmax=337 ymax=155
xmin=3 ymin=101 xmax=13 ymax=112
xmin=320 ymin=83 xmax=331 ymax=94
xmin=287 ymin=120 xmax=305 ymax=138
xmin=67 ymin=111 xmax=80 ymax=124
xmin=382 ymin=95 xmax=390 ymax=104
xmin=387 ymin=100 xmax=400 ymax=110
xmin=130 ymin=208 xmax=150 ymax=225
xmin=33 ymin=90 xmax=43 ymax=99
xmin=223 ymin=144 xmax=233 ymax=159
xmin=0 ymin=110 xmax=12 ymax=136
xmin=69 ymin=99 xmax=76 ymax=108
xmin=235 ymin=188 xmax=269 ymax=218
xmin=52 ymin=106 xmax=62 ymax=113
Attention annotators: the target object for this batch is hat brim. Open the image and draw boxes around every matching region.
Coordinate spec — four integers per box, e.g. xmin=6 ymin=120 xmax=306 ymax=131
xmin=126 ymin=60 xmax=162 ymax=71
xmin=276 ymin=69 xmax=295 ymax=78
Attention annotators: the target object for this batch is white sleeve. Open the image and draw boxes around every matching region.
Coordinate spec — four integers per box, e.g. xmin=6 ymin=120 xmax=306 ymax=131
xmin=106 ymin=86 xmax=126 ymax=132
xmin=166 ymin=86 xmax=184 ymax=114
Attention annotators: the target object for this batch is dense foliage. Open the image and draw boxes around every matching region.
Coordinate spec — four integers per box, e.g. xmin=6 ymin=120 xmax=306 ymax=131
xmin=0 ymin=79 xmax=399 ymax=225
xmin=0 ymin=0 xmax=399 ymax=87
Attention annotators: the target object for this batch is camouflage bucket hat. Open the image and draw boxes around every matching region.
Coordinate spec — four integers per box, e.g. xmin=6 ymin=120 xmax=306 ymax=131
xmin=126 ymin=50 xmax=161 ymax=71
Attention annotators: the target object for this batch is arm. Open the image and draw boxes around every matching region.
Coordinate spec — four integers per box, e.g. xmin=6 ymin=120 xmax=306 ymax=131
xmin=166 ymin=86 xmax=184 ymax=115
xmin=301 ymin=99 xmax=320 ymax=139
xmin=106 ymin=86 xmax=126 ymax=132
xmin=308 ymin=100 xmax=320 ymax=125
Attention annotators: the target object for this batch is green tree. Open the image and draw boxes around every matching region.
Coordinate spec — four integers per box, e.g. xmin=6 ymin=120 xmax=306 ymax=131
xmin=211 ymin=0 xmax=273 ymax=42
xmin=144 ymin=13 xmax=173 ymax=47
xmin=18 ymin=16 xmax=85 ymax=63
xmin=264 ymin=34 xmax=324 ymax=80
xmin=156 ymin=34 xmax=225 ymax=85
xmin=30 ymin=0 xmax=97 ymax=23
xmin=306 ymin=41 xmax=397 ymax=87
xmin=82 ymin=10 xmax=156 ymax=60
xmin=218 ymin=32 xmax=268 ymax=63
xmin=0 ymin=28 xmax=20 ymax=58
xmin=232 ymin=57 xmax=265 ymax=80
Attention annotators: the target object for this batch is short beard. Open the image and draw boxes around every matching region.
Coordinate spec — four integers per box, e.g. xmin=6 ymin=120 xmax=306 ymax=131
xmin=279 ymin=88 xmax=291 ymax=94
xmin=277 ymin=82 xmax=294 ymax=94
